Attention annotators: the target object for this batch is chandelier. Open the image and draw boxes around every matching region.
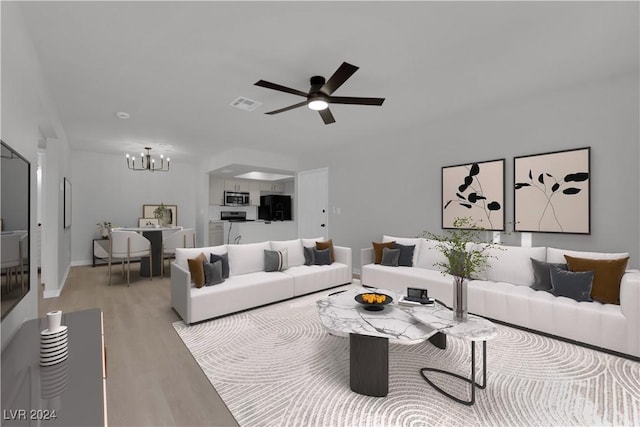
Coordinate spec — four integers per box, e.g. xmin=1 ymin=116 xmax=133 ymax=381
xmin=126 ymin=147 xmax=170 ymax=172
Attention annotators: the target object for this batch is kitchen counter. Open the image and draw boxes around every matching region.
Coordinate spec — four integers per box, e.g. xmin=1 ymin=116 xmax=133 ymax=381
xmin=213 ymin=220 xmax=297 ymax=244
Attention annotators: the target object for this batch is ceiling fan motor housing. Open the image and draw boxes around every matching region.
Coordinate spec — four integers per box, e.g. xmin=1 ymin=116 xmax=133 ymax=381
xmin=309 ymin=75 xmax=326 ymax=94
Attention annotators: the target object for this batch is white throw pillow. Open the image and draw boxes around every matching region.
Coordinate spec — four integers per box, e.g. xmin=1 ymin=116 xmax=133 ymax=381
xmin=227 ymin=241 xmax=272 ymax=276
xmin=382 ymin=235 xmax=421 ymax=266
xmin=270 ymin=239 xmax=305 ymax=267
xmin=415 ymin=239 xmax=448 ymax=271
xmin=546 ymin=247 xmax=630 ymax=264
xmin=484 ymin=246 xmax=546 ymax=286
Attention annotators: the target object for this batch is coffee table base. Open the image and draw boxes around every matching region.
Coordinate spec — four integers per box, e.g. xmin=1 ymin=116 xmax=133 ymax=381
xmin=420 ymin=340 xmax=487 ymax=406
xmin=350 ymin=333 xmax=388 ymax=397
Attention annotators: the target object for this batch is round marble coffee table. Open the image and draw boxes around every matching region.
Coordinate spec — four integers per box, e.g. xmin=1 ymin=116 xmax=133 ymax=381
xmin=317 ymin=286 xmax=497 ymax=404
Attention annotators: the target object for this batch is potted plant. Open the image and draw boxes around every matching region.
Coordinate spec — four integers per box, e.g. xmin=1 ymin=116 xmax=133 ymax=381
xmin=96 ymin=221 xmax=112 ymax=239
xmin=153 ymin=204 xmax=170 ymax=226
xmin=422 ymin=216 xmax=497 ymax=321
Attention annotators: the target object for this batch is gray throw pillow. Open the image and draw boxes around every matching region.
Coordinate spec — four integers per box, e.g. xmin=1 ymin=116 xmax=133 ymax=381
xmin=303 ymin=246 xmax=315 ymax=266
xmin=530 ymin=258 xmax=568 ymax=291
xmin=313 ymin=247 xmax=331 ymax=265
xmin=264 ymin=249 xmax=288 ymax=272
xmin=380 ymin=247 xmax=400 ymax=267
xmin=210 ymin=253 xmax=230 ymax=279
xmin=549 ymin=266 xmax=594 ymax=302
xmin=204 ymin=260 xmax=224 ymax=286
xmin=392 ymin=243 xmax=415 ymax=267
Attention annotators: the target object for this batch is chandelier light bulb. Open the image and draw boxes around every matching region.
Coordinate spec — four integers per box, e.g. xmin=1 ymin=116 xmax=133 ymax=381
xmin=125 ymin=147 xmax=170 ymax=172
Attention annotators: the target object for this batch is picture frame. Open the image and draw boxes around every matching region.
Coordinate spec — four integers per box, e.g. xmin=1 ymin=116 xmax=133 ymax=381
xmin=64 ymin=177 xmax=72 ymax=228
xmin=441 ymin=158 xmax=505 ymax=231
xmin=138 ymin=217 xmax=160 ymax=227
xmin=514 ymin=147 xmax=590 ymax=234
xmin=142 ymin=204 xmax=177 ymax=227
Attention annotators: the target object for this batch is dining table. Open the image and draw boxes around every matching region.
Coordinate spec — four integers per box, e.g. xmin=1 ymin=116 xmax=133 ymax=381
xmin=119 ymin=227 xmax=181 ymax=277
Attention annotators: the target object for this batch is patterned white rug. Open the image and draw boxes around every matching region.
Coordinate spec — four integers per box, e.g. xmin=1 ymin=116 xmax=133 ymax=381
xmin=173 ymin=284 xmax=640 ymax=427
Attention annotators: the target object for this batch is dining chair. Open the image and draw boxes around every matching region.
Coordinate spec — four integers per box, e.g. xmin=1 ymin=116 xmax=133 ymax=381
xmin=161 ymin=228 xmax=196 ymax=277
xmin=109 ymin=230 xmax=152 ymax=286
xmin=1 ymin=233 xmax=21 ymax=293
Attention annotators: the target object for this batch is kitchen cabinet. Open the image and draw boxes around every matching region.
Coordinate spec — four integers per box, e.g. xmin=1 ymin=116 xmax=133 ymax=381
xmin=260 ymin=182 xmax=285 ymax=193
xmin=209 ymin=221 xmax=224 ymax=246
xmin=225 ymin=221 xmax=296 ymax=244
xmin=209 ymin=176 xmax=225 ymax=205
xmin=224 ymin=179 xmax=250 ymax=192
xmin=249 ymin=182 xmax=261 ymax=206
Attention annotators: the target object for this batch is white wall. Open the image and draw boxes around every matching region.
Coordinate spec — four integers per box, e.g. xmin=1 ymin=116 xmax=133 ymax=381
xmin=299 ymin=73 xmax=640 ymax=272
xmin=1 ymin=2 xmax=70 ymax=348
xmin=70 ymin=149 xmax=197 ymax=265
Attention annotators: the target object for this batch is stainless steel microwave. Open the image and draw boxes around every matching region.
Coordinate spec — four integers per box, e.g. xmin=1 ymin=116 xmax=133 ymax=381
xmin=224 ymin=191 xmax=250 ymax=206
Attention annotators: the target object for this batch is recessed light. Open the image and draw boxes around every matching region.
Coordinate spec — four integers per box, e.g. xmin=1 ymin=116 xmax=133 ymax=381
xmin=116 ymin=111 xmax=130 ymax=119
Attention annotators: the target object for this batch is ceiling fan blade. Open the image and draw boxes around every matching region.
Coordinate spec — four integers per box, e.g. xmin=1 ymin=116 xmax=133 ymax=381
xmin=319 ymin=108 xmax=336 ymax=125
xmin=328 ymin=96 xmax=385 ymax=106
xmin=264 ymin=101 xmax=308 ymax=115
xmin=254 ymin=80 xmax=308 ymax=98
xmin=320 ymin=62 xmax=359 ymax=95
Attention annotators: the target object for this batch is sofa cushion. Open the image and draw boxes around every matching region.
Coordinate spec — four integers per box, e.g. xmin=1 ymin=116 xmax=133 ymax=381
xmin=393 ymin=242 xmax=415 ymax=267
xmin=187 ymin=252 xmax=207 ymax=288
xmin=270 ymin=239 xmax=305 ymax=267
xmin=415 ymin=239 xmax=448 ymax=271
xmin=264 ymin=249 xmax=289 ymax=272
xmin=530 ymin=258 xmax=568 ymax=291
xmin=227 ymin=241 xmax=272 ymax=276
xmin=564 ymin=255 xmax=629 ymax=304
xmin=176 ymin=245 xmax=227 ymax=271
xmin=313 ymin=248 xmax=331 ymax=265
xmin=549 ymin=266 xmax=594 ymax=302
xmin=209 ymin=252 xmax=230 ymax=279
xmin=484 ymin=246 xmax=546 ymax=286
xmin=382 ymin=236 xmax=421 ymax=266
xmin=372 ymin=241 xmax=395 ymax=264
xmin=316 ymin=239 xmax=335 ymax=263
xmin=380 ymin=247 xmax=400 ymax=267
xmin=546 ymin=247 xmax=629 ymax=264
xmin=204 ymin=260 xmax=224 ymax=286
xmin=300 ymin=237 xmax=324 ymax=247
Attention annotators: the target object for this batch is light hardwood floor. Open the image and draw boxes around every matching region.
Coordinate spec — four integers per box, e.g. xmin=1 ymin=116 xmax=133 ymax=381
xmin=38 ymin=263 xmax=238 ymax=427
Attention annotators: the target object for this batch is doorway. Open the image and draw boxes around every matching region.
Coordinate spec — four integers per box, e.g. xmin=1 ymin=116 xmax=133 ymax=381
xmin=297 ymin=167 xmax=328 ymax=240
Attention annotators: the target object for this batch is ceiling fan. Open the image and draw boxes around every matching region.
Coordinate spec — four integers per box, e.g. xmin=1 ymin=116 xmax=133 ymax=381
xmin=254 ymin=62 xmax=385 ymax=125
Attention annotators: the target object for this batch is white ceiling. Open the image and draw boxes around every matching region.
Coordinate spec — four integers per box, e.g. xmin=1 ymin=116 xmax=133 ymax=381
xmin=17 ymin=1 xmax=639 ymax=163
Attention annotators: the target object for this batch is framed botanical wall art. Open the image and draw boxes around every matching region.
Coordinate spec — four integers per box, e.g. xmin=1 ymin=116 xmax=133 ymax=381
xmin=442 ymin=158 xmax=505 ymax=231
xmin=142 ymin=204 xmax=178 ymax=227
xmin=514 ymin=147 xmax=590 ymax=234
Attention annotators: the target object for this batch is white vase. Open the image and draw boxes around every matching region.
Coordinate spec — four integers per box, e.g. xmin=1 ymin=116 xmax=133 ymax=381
xmin=47 ymin=310 xmax=62 ymax=332
xmin=452 ymin=277 xmax=468 ymax=322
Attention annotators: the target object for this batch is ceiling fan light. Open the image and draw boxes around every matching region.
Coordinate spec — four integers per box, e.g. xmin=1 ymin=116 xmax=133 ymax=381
xmin=308 ymin=99 xmax=329 ymax=111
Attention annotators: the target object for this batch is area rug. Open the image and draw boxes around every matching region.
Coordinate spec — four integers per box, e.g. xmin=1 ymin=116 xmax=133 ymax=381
xmin=173 ymin=285 xmax=640 ymax=427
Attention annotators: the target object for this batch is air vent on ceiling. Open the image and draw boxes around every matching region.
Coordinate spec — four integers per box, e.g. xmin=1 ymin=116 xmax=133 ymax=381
xmin=230 ymin=97 xmax=262 ymax=112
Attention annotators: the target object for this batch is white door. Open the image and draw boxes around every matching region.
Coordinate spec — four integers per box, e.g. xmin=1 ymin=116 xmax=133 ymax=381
xmin=297 ymin=168 xmax=328 ymax=239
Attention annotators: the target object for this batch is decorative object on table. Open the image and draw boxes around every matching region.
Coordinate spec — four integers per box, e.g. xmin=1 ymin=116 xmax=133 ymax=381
xmin=143 ymin=204 xmax=177 ymax=227
xmin=354 ymin=292 xmax=393 ymax=311
xmin=442 ymin=158 xmax=505 ymax=231
xmin=63 ymin=177 xmax=72 ymax=228
xmin=423 ymin=217 xmax=497 ymax=321
xmin=138 ymin=217 xmax=159 ymax=228
xmin=514 ymin=147 xmax=590 ymax=234
xmin=40 ymin=310 xmax=68 ymax=367
xmin=96 ymin=221 xmax=112 ymax=238
xmin=125 ymin=146 xmax=170 ymax=172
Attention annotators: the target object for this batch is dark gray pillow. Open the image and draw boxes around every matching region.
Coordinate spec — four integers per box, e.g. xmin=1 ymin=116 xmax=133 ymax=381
xmin=303 ymin=246 xmax=315 ymax=266
xmin=313 ymin=247 xmax=331 ymax=265
xmin=531 ymin=258 xmax=568 ymax=291
xmin=380 ymin=247 xmax=400 ymax=267
xmin=210 ymin=253 xmax=230 ymax=279
xmin=204 ymin=260 xmax=224 ymax=286
xmin=264 ymin=249 xmax=288 ymax=272
xmin=549 ymin=266 xmax=594 ymax=302
xmin=392 ymin=243 xmax=415 ymax=267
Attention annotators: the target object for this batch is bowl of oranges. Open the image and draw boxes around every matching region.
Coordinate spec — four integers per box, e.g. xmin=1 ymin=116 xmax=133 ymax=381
xmin=355 ymin=292 xmax=393 ymax=311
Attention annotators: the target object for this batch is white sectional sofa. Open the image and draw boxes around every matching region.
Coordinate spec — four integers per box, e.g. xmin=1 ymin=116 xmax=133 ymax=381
xmin=361 ymin=236 xmax=639 ymax=359
xmin=171 ymin=239 xmax=352 ymax=324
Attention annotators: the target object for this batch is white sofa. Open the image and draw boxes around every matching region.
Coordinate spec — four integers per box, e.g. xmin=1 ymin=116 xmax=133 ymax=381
xmin=361 ymin=236 xmax=640 ymax=359
xmin=171 ymin=239 xmax=352 ymax=324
